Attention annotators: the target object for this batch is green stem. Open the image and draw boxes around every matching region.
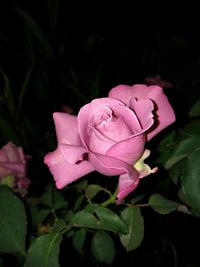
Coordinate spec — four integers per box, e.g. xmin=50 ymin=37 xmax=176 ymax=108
xmin=101 ymin=185 xmax=118 ymax=207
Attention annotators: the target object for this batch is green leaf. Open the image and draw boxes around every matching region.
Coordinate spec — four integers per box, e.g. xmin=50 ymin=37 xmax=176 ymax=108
xmin=189 ymin=99 xmax=200 ymax=117
xmin=169 ymin=160 xmax=185 ymax=185
xmin=69 ymin=210 xmax=99 ymax=229
xmin=53 ymin=200 xmax=68 ymax=210
xmin=72 ymin=228 xmax=86 ymax=253
xmin=40 ymin=188 xmax=53 ymax=208
xmin=83 ymin=203 xmax=99 ymax=213
xmin=63 ymin=210 xmax=74 ymax=223
xmin=73 ymin=179 xmax=88 ymax=192
xmin=0 ymin=69 xmax=15 ymax=112
xmin=120 ymin=206 xmax=144 ymax=251
xmin=0 ymin=115 xmax=21 ymax=144
xmin=52 ymin=219 xmax=67 ymax=234
xmin=85 ymin=184 xmax=104 ymax=200
xmin=25 ymin=233 xmax=62 ymax=267
xmin=70 ymin=208 xmax=128 ymax=234
xmin=0 ymin=186 xmax=27 ymax=254
xmin=165 ymin=135 xmax=200 ymax=169
xmin=183 ymin=119 xmax=200 ymax=134
xmin=40 ymin=187 xmax=67 ymax=210
xmin=149 ymin=194 xmax=179 ymax=214
xmin=95 ymin=207 xmax=128 ymax=234
xmin=91 ymin=231 xmax=115 ymax=265
xmin=73 ymin=195 xmax=85 ymax=212
xmin=31 ymin=208 xmax=51 ymax=228
xmin=181 ymin=148 xmax=200 ymax=212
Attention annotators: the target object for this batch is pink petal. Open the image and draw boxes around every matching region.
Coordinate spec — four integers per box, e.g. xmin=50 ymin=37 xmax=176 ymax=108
xmin=106 ymin=134 xmax=145 ymax=164
xmin=3 ymin=142 xmax=22 ymax=162
xmin=87 ymin=127 xmax=115 ymax=154
xmin=89 ymin=152 xmax=136 ymax=177
xmin=0 ymin=162 xmax=26 ymax=176
xmin=109 ymin=84 xmax=176 ymax=140
xmin=78 ymin=98 xmax=125 ymax=148
xmin=129 ymin=98 xmax=155 ymax=140
xmin=117 ymin=172 xmax=139 ymax=202
xmin=60 ymin=144 xmax=87 ymax=163
xmin=44 ymin=147 xmax=94 ymax=188
xmin=53 ymin=112 xmax=81 ymax=145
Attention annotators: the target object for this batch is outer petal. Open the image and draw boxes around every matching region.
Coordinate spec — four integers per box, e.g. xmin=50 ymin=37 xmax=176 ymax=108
xmin=53 ymin=112 xmax=81 ymax=145
xmin=78 ymin=98 xmax=125 ymax=148
xmin=109 ymin=84 xmax=176 ymax=140
xmin=44 ymin=146 xmax=94 ymax=188
xmin=89 ymin=152 xmax=135 ymax=177
xmin=117 ymin=172 xmax=139 ymax=202
xmin=106 ymin=134 xmax=145 ymax=164
xmin=60 ymin=144 xmax=88 ymax=163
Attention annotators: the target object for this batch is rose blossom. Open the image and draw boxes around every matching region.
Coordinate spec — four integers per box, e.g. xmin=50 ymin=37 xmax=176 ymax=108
xmin=44 ymin=84 xmax=175 ymax=201
xmin=0 ymin=141 xmax=30 ymax=196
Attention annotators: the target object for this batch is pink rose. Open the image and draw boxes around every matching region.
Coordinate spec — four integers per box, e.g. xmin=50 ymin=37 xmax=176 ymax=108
xmin=44 ymin=84 xmax=175 ymax=201
xmin=0 ymin=142 xmax=26 ymax=178
xmin=0 ymin=141 xmax=30 ymax=196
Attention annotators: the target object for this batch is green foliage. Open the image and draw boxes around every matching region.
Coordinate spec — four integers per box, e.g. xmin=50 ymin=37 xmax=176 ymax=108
xmin=120 ymin=206 xmax=144 ymax=251
xmin=91 ymin=231 xmax=115 ymax=265
xmin=189 ymin=99 xmax=200 ymax=117
xmin=25 ymin=233 xmax=62 ymax=267
xmin=72 ymin=228 xmax=86 ymax=253
xmin=181 ymin=148 xmax=200 ymax=212
xmin=0 ymin=186 xmax=27 ymax=254
xmin=70 ymin=206 xmax=128 ymax=234
xmin=149 ymin=194 xmax=179 ymax=215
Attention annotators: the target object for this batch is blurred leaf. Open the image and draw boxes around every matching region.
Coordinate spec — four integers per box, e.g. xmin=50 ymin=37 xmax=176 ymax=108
xmin=40 ymin=187 xmax=66 ymax=210
xmin=149 ymin=194 xmax=179 ymax=214
xmin=181 ymin=148 xmax=200 ymax=213
xmin=72 ymin=228 xmax=86 ymax=253
xmin=183 ymin=119 xmax=200 ymax=134
xmin=52 ymin=219 xmax=67 ymax=233
xmin=73 ymin=179 xmax=88 ymax=192
xmin=83 ymin=203 xmax=99 ymax=213
xmin=0 ymin=69 xmax=14 ymax=112
xmin=70 ymin=208 xmax=127 ymax=234
xmin=169 ymin=160 xmax=185 ymax=185
xmin=73 ymin=195 xmax=85 ymax=212
xmin=85 ymin=184 xmax=104 ymax=200
xmin=18 ymin=64 xmax=34 ymax=116
xmin=46 ymin=0 xmax=60 ymax=37
xmin=189 ymin=99 xmax=200 ymax=117
xmin=14 ymin=6 xmax=53 ymax=60
xmin=40 ymin=188 xmax=53 ymax=208
xmin=91 ymin=231 xmax=115 ymax=265
xmin=63 ymin=210 xmax=74 ymax=223
xmin=31 ymin=208 xmax=51 ymax=228
xmin=120 ymin=206 xmax=144 ymax=251
xmin=0 ymin=186 xmax=26 ymax=254
xmin=156 ymin=131 xmax=176 ymax=165
xmin=53 ymin=200 xmax=68 ymax=210
xmin=0 ymin=115 xmax=21 ymax=144
xmin=25 ymin=233 xmax=62 ymax=267
xmin=165 ymin=135 xmax=200 ymax=169
xmin=130 ymin=194 xmax=145 ymax=204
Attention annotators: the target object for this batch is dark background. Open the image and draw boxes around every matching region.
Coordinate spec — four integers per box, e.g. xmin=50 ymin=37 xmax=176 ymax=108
xmin=0 ymin=2 xmax=200 ymax=266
